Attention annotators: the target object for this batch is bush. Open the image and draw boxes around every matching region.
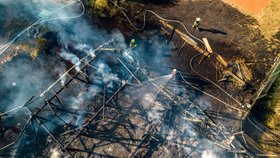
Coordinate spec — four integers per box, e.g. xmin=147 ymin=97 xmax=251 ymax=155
xmin=89 ymin=0 xmax=119 ymax=17
xmin=91 ymin=0 xmax=109 ymax=11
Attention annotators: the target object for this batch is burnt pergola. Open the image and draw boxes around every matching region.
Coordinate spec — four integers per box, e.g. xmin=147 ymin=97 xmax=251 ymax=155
xmin=0 ymin=40 xmax=250 ymax=157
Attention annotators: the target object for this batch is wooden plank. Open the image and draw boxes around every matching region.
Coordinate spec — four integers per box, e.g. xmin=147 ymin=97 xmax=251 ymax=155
xmin=160 ymin=20 xmax=246 ymax=85
xmin=99 ymin=48 xmax=115 ymax=51
xmin=160 ymin=20 xmax=210 ymax=56
xmin=225 ymin=70 xmax=246 ymax=85
xmin=202 ymin=38 xmax=213 ymax=53
xmin=239 ymin=61 xmax=253 ymax=81
xmin=216 ymin=54 xmax=228 ymax=68
xmin=160 ymin=21 xmax=200 ymax=45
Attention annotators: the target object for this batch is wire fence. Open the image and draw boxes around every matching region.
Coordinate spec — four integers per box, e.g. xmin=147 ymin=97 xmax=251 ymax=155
xmin=256 ymin=58 xmax=280 ymax=100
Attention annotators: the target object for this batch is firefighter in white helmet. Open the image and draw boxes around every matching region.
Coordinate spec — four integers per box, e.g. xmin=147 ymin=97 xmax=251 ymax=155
xmin=171 ymin=69 xmax=177 ymax=80
xmin=192 ymin=17 xmax=201 ymax=30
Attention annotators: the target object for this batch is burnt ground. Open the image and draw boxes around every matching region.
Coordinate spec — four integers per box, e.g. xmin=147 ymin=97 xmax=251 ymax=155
xmin=88 ymin=0 xmax=280 ymax=155
xmin=107 ymin=0 xmax=278 ymax=103
xmin=98 ymin=0 xmax=280 ymax=116
xmin=1 ymin=0 xmax=280 ymax=157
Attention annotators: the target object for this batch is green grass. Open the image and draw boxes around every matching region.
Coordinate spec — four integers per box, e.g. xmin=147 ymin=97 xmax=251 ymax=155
xmin=252 ymin=74 xmax=280 ymax=129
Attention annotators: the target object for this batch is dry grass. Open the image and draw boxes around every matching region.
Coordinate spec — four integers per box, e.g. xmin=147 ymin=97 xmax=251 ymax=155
xmin=222 ymin=0 xmax=280 ymax=39
xmin=257 ymin=0 xmax=280 ymax=39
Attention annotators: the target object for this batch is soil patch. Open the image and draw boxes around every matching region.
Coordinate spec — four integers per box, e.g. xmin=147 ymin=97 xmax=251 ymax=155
xmin=222 ymin=0 xmax=270 ymax=15
xmin=223 ymin=0 xmax=280 ymax=39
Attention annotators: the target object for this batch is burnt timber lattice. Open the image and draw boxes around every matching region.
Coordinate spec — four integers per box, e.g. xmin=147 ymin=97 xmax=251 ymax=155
xmin=0 ymin=40 xmax=250 ymax=157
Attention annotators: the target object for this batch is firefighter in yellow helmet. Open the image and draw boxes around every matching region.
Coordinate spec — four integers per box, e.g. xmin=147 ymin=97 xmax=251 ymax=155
xmin=130 ymin=39 xmax=138 ymax=49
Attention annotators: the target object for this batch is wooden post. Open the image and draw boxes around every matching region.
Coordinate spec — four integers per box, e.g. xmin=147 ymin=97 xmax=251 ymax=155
xmin=178 ymin=41 xmax=187 ymax=55
xmin=167 ymin=27 xmax=176 ymax=44
xmin=202 ymin=38 xmax=213 ymax=53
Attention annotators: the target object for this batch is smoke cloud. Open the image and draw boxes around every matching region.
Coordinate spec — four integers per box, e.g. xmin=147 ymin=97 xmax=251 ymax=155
xmin=60 ymin=50 xmax=81 ymax=71
xmin=0 ymin=0 xmax=231 ymax=158
xmin=202 ymin=149 xmax=218 ymax=158
xmin=49 ymin=147 xmax=62 ymax=158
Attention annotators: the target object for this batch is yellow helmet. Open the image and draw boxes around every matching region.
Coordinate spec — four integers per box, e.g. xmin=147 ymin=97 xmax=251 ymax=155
xmin=131 ymin=39 xmax=136 ymax=42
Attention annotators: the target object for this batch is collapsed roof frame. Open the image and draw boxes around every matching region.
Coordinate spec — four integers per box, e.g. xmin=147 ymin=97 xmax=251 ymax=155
xmin=0 ymin=40 xmax=250 ymax=157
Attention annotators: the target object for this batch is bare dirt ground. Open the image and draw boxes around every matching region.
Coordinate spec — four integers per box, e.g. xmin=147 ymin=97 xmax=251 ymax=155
xmin=223 ymin=0 xmax=280 ymax=39
xmin=222 ymin=0 xmax=270 ymax=14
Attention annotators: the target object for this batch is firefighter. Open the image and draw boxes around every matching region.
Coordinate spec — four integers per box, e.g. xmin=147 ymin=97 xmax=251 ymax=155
xmin=192 ymin=17 xmax=201 ymax=30
xmin=130 ymin=39 xmax=138 ymax=49
xmin=171 ymin=69 xmax=177 ymax=80
xmin=171 ymin=69 xmax=177 ymax=77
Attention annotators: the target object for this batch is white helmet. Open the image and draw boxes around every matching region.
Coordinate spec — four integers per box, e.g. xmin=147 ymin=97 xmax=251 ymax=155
xmin=196 ymin=17 xmax=201 ymax=21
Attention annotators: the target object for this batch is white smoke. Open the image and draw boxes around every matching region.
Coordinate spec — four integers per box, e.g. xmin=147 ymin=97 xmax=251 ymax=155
xmin=123 ymin=49 xmax=135 ymax=63
xmin=53 ymin=62 xmax=66 ymax=86
xmin=70 ymin=96 xmax=83 ymax=110
xmin=12 ymin=82 xmax=16 ymax=86
xmin=0 ymin=0 xmax=125 ymax=157
xmin=194 ymin=95 xmax=212 ymax=110
xmin=0 ymin=0 xmax=11 ymax=5
xmin=75 ymin=43 xmax=88 ymax=51
xmin=49 ymin=147 xmax=61 ymax=158
xmin=0 ymin=0 xmax=226 ymax=157
xmin=75 ymin=110 xmax=85 ymax=127
xmin=96 ymin=63 xmax=119 ymax=88
xmin=0 ymin=57 xmax=55 ymax=112
xmin=202 ymin=149 xmax=217 ymax=158
xmin=110 ymin=30 xmax=138 ymax=64
xmin=67 ymin=85 xmax=100 ymax=127
xmin=75 ymin=43 xmax=96 ymax=57
xmin=111 ymin=30 xmax=127 ymax=51
xmin=60 ymin=50 xmax=81 ymax=71
xmin=141 ymin=93 xmax=164 ymax=123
